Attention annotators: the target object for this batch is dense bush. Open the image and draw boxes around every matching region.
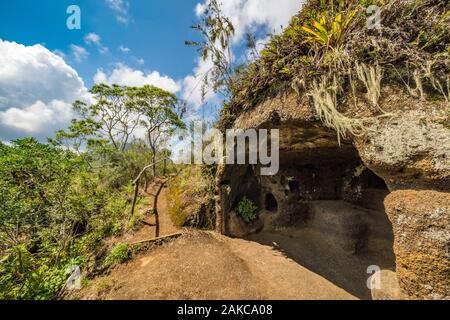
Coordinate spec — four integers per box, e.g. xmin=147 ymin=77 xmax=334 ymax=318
xmin=219 ymin=0 xmax=450 ymax=128
xmin=0 ymin=139 xmax=142 ymax=299
xmin=102 ymin=243 xmax=131 ymax=269
xmin=0 ymin=82 xmax=185 ymax=299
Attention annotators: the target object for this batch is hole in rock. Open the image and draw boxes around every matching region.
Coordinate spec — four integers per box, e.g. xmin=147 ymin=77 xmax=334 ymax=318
xmin=265 ymin=193 xmax=278 ymax=212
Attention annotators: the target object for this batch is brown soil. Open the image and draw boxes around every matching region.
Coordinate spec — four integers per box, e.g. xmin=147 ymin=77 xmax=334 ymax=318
xmin=74 ymin=231 xmax=356 ymax=300
xmin=70 ymin=181 xmax=361 ymax=300
xmin=247 ymin=228 xmax=395 ymax=300
xmin=128 ymin=181 xmax=181 ymax=243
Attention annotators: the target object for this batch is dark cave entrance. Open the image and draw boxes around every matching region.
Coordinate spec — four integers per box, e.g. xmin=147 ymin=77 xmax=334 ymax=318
xmin=265 ymin=193 xmax=278 ymax=212
xmin=226 ymin=144 xmax=396 ymax=299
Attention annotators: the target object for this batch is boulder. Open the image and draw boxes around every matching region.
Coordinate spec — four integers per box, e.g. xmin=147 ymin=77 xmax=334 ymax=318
xmin=384 ymin=190 xmax=450 ymax=300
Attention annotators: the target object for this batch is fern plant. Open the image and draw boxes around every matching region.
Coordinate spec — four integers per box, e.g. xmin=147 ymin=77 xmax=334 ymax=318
xmin=237 ymin=197 xmax=258 ymax=223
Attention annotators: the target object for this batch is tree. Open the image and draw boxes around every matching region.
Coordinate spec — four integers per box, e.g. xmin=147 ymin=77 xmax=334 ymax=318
xmin=0 ymin=139 xmax=88 ymax=299
xmin=55 ymin=84 xmax=141 ymax=154
xmin=186 ymin=0 xmax=236 ymax=101
xmin=131 ymin=85 xmax=185 ymax=176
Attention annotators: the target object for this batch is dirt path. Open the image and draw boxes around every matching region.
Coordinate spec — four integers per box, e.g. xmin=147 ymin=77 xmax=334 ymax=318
xmin=75 ymin=232 xmax=356 ymax=300
xmin=72 ymin=181 xmax=357 ymax=300
xmin=125 ymin=181 xmax=181 ymax=244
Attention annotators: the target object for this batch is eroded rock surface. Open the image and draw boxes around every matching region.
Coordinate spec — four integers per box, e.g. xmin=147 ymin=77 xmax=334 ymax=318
xmin=216 ymin=89 xmax=449 ymax=300
xmin=358 ymin=109 xmax=450 ymax=191
xmin=385 ymin=190 xmax=450 ymax=300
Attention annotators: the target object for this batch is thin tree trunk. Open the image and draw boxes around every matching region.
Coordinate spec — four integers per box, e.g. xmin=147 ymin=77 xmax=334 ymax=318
xmin=143 ymin=172 xmax=148 ymax=192
xmin=129 ymin=182 xmax=140 ymax=223
xmin=151 ymin=148 xmax=157 ymax=177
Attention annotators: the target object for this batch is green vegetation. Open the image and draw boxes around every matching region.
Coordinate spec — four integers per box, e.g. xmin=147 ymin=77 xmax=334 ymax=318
xmin=0 ymin=83 xmax=184 ymax=300
xmin=213 ymin=0 xmax=449 ymax=132
xmin=236 ymin=197 xmax=258 ymax=223
xmin=0 ymin=138 xmax=128 ymax=299
xmin=103 ymin=243 xmax=131 ymax=268
xmin=168 ymin=165 xmax=216 ymax=229
xmin=301 ymin=5 xmax=357 ymax=48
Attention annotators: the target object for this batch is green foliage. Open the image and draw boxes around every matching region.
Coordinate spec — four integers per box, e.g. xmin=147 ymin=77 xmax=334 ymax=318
xmin=302 ymin=9 xmax=356 ymax=48
xmin=219 ymin=0 xmax=450 ymax=130
xmin=103 ymin=243 xmax=131 ymax=268
xmin=0 ymin=246 xmax=71 ymax=300
xmin=236 ymin=197 xmax=258 ymax=223
xmin=168 ymin=165 xmax=216 ymax=229
xmin=0 ymin=139 xmax=133 ymax=299
xmin=0 ymin=81 xmax=187 ymax=299
xmin=186 ymin=0 xmax=236 ymax=101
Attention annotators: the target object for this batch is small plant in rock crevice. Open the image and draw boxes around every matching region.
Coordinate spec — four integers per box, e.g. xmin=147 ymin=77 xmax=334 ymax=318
xmin=237 ymin=197 xmax=258 ymax=223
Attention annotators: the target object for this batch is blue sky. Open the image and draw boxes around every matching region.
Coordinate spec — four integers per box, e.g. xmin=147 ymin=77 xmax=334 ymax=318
xmin=0 ymin=0 xmax=302 ymax=142
xmin=0 ymin=0 xmax=201 ymax=87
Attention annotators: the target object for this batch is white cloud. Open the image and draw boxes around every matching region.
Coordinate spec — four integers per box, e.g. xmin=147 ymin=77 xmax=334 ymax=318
xmin=182 ymin=0 xmax=302 ymax=111
xmin=136 ymin=58 xmax=145 ymax=65
xmin=0 ymin=100 xmax=73 ymax=133
xmin=195 ymin=0 xmax=302 ymax=42
xmin=0 ymin=39 xmax=89 ymax=140
xmin=182 ymin=57 xmax=215 ymax=108
xmin=105 ymin=0 xmax=131 ymax=25
xmin=195 ymin=3 xmax=207 ymax=16
xmin=53 ymin=49 xmax=66 ymax=59
xmin=84 ymin=33 xmax=101 ymax=45
xmin=119 ymin=45 xmax=131 ymax=53
xmin=94 ymin=64 xmax=180 ymax=93
xmin=70 ymin=44 xmax=89 ymax=62
xmin=84 ymin=33 xmax=109 ymax=54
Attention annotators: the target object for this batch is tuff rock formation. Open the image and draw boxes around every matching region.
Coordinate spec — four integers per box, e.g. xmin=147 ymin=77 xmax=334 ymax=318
xmin=215 ymin=0 xmax=449 ymax=300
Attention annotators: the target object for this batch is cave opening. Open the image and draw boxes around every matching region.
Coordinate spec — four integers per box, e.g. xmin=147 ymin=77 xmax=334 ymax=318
xmin=232 ymin=146 xmax=396 ymax=299
xmin=265 ymin=193 xmax=278 ymax=212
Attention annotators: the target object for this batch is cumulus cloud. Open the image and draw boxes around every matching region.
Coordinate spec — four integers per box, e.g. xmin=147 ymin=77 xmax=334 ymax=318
xmin=195 ymin=0 xmax=302 ymax=42
xmin=53 ymin=49 xmax=66 ymax=59
xmin=182 ymin=57 xmax=215 ymax=108
xmin=0 ymin=100 xmax=73 ymax=133
xmin=84 ymin=33 xmax=109 ymax=54
xmin=70 ymin=44 xmax=89 ymax=62
xmin=182 ymin=0 xmax=301 ymax=110
xmin=105 ymin=0 xmax=131 ymax=25
xmin=94 ymin=64 xmax=180 ymax=93
xmin=0 ymin=39 xmax=89 ymax=141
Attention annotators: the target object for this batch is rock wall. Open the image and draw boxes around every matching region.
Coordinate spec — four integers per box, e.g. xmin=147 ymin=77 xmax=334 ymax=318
xmin=358 ymin=106 xmax=450 ymax=299
xmin=385 ymin=190 xmax=450 ymax=299
xmin=216 ymin=89 xmax=450 ymax=299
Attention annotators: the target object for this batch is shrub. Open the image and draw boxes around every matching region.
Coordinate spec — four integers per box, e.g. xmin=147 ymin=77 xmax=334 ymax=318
xmin=168 ymin=165 xmax=216 ymax=229
xmin=103 ymin=243 xmax=131 ymax=268
xmin=0 ymin=138 xmax=138 ymax=299
xmin=236 ymin=197 xmax=258 ymax=223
